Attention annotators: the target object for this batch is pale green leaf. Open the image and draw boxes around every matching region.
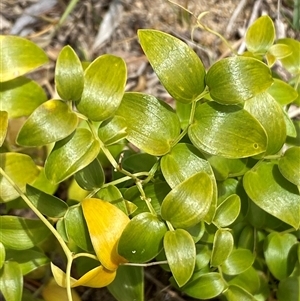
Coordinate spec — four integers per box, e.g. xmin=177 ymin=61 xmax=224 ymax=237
xmin=0 ymin=110 xmax=8 ymax=146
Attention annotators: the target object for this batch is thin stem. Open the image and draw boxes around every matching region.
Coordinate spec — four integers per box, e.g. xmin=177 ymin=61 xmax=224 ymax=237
xmin=166 ymin=220 xmax=175 ymax=231
xmin=122 ymin=260 xmax=168 ymax=267
xmin=136 ymin=180 xmax=157 ymax=215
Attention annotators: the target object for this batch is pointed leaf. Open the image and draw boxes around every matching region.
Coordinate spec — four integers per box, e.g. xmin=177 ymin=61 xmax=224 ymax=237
xmin=0 ymin=110 xmax=8 ymax=146
xmin=115 ymin=92 xmax=181 ymax=156
xmin=118 ymin=212 xmax=167 ymax=263
xmin=223 ymin=285 xmax=256 ymax=301
xmin=76 ymin=54 xmax=126 ymax=121
xmin=82 ymin=198 xmax=130 ymax=270
xmin=161 ymin=172 xmax=213 ymax=228
xmin=277 ymin=276 xmax=300 ymax=301
xmin=267 ymin=43 xmax=292 ymax=60
xmin=0 ymin=35 xmax=48 ymax=82
xmin=243 ymin=161 xmax=300 ymax=229
xmin=189 ymin=102 xmax=267 ymax=158
xmin=55 ymin=45 xmax=84 ymax=101
xmin=45 ymin=128 xmax=100 ymax=184
xmin=206 ymin=56 xmax=273 ymax=104
xmin=17 ymin=99 xmax=78 ymax=147
xmin=138 ymin=29 xmax=206 ymax=103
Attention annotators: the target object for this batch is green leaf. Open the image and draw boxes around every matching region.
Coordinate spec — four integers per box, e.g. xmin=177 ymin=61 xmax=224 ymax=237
xmin=0 ymin=77 xmax=47 ymax=118
xmin=45 ymin=128 xmax=100 ymax=184
xmin=108 ymin=265 xmax=144 ymax=301
xmin=0 ymin=261 xmax=22 ymax=301
xmin=55 ymin=45 xmax=84 ymax=101
xmin=0 ymin=216 xmax=50 ymax=250
xmin=115 ymin=92 xmax=181 ymax=156
xmin=74 ymin=158 xmax=104 ymax=191
xmin=195 ymin=244 xmax=211 ymax=271
xmin=237 ymin=225 xmax=255 ymax=250
xmin=211 ymin=229 xmax=234 ymax=267
xmin=0 ymin=242 xmax=5 ymax=269
xmin=0 ymin=110 xmax=8 ymax=146
xmin=222 ymin=249 xmax=255 ymax=275
xmin=0 ymin=35 xmax=48 ymax=82
xmin=205 ymin=56 xmax=273 ymax=104
xmin=31 ymin=167 xmax=59 ymax=195
xmin=244 ymin=92 xmax=286 ymax=155
xmin=264 ymin=232 xmax=298 ymax=280
xmin=17 ymin=99 xmax=78 ymax=147
xmin=279 ymin=146 xmax=300 ymax=186
xmin=122 ymin=153 xmax=157 ymax=173
xmin=243 ymin=161 xmax=300 ymax=229
xmin=189 ymin=102 xmax=267 ymax=158
xmin=266 ymin=44 xmax=293 ymax=67
xmin=277 ymin=276 xmax=300 ymax=301
xmin=5 ymin=249 xmax=50 ymax=275
xmin=161 ymin=172 xmax=213 ymax=228
xmin=245 ymin=15 xmax=275 ymax=54
xmin=138 ymin=29 xmax=206 ymax=103
xmin=223 ymin=285 xmax=256 ymax=301
xmin=0 ymin=153 xmax=40 ymax=202
xmin=117 ymin=212 xmax=167 ymax=263
xmin=26 ymin=184 xmax=68 ymax=218
xmin=76 ymin=54 xmax=126 ymax=121
xmin=164 ymin=229 xmax=195 ymax=287
xmin=176 ymin=101 xmax=192 ymax=129
xmin=183 ymin=272 xmax=225 ymax=299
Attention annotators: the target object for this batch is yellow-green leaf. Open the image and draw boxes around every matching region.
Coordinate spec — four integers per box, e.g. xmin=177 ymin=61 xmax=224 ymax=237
xmin=0 ymin=110 xmax=8 ymax=146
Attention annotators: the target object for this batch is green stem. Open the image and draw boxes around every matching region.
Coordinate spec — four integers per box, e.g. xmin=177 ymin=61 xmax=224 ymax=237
xmin=136 ymin=180 xmax=157 ymax=215
xmin=122 ymin=260 xmax=168 ymax=267
xmin=166 ymin=220 xmax=175 ymax=231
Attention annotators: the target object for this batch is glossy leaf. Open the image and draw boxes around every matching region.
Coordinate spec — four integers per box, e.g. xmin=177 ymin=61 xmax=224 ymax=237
xmin=77 ymin=54 xmax=126 ymax=121
xmin=211 ymin=229 xmax=234 ymax=267
xmin=206 ymin=56 xmax=273 ymax=104
xmin=243 ymin=161 xmax=300 ymax=229
xmin=189 ymin=102 xmax=267 ymax=158
xmin=0 ymin=216 xmax=50 ymax=250
xmin=164 ymin=229 xmax=195 ymax=287
xmin=0 ymin=35 xmax=48 ymax=82
xmin=31 ymin=167 xmax=58 ymax=195
xmin=161 ymin=172 xmax=213 ymax=228
xmin=223 ymin=285 xmax=256 ymax=301
xmin=82 ymin=198 xmax=130 ymax=270
xmin=244 ymin=92 xmax=286 ymax=155
xmin=45 ymin=128 xmax=100 ymax=184
xmin=267 ymin=44 xmax=293 ymax=67
xmin=183 ymin=272 xmax=225 ymax=299
xmin=0 ymin=153 xmax=40 ymax=202
xmin=238 ymin=225 xmax=255 ymax=251
xmin=118 ymin=212 xmax=167 ymax=263
xmin=0 ymin=261 xmax=22 ymax=301
xmin=0 ymin=110 xmax=8 ymax=146
xmin=277 ymin=276 xmax=300 ymax=301
xmin=279 ymin=146 xmax=300 ymax=186
xmin=55 ymin=45 xmax=84 ymax=101
xmin=0 ymin=242 xmax=5 ymax=269
xmin=122 ymin=153 xmax=157 ymax=173
xmin=138 ymin=29 xmax=206 ymax=103
xmin=222 ymin=249 xmax=255 ymax=275
xmin=26 ymin=184 xmax=68 ymax=218
xmin=264 ymin=232 xmax=298 ymax=280
xmin=17 ymin=99 xmax=78 ymax=147
xmin=245 ymin=15 xmax=275 ymax=54
xmin=108 ymin=265 xmax=144 ymax=301
xmin=115 ymin=92 xmax=181 ymax=156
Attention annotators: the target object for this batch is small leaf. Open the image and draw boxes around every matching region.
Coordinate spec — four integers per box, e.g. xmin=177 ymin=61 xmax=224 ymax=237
xmin=267 ymin=43 xmax=292 ymax=61
xmin=164 ymin=229 xmax=195 ymax=287
xmin=0 ymin=35 xmax=48 ymax=82
xmin=82 ymin=198 xmax=130 ymax=270
xmin=0 ymin=261 xmax=23 ymax=301
xmin=206 ymin=56 xmax=273 ymax=104
xmin=245 ymin=15 xmax=275 ymax=54
xmin=243 ymin=161 xmax=300 ymax=229
xmin=0 ymin=242 xmax=5 ymax=269
xmin=161 ymin=172 xmax=213 ymax=228
xmin=138 ymin=29 xmax=206 ymax=103
xmin=0 ymin=110 xmax=8 ymax=146
xmin=55 ymin=45 xmax=84 ymax=101
xmin=223 ymin=285 xmax=256 ymax=301
xmin=77 ymin=54 xmax=126 ymax=121
xmin=278 ymin=146 xmax=300 ymax=186
xmin=45 ymin=128 xmax=100 ymax=184
xmin=17 ymin=99 xmax=78 ymax=147
xmin=189 ymin=102 xmax=267 ymax=158
xmin=176 ymin=101 xmax=192 ymax=129
xmin=277 ymin=276 xmax=300 ymax=301
xmin=117 ymin=212 xmax=167 ymax=263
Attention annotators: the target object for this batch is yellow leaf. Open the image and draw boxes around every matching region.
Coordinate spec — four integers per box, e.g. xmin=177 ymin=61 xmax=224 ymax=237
xmin=81 ymin=198 xmax=130 ymax=270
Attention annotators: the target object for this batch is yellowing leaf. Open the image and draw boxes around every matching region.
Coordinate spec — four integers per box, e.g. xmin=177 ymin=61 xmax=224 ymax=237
xmin=81 ymin=198 xmax=130 ymax=271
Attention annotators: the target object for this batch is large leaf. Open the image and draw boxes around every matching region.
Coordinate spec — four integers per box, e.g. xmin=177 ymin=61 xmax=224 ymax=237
xmin=161 ymin=172 xmax=213 ymax=228
xmin=138 ymin=29 xmax=206 ymax=103
xmin=0 ymin=153 xmax=40 ymax=202
xmin=17 ymin=99 xmax=78 ymax=147
xmin=243 ymin=161 xmax=300 ymax=229
xmin=0 ymin=77 xmax=47 ymax=118
xmin=45 ymin=128 xmax=100 ymax=184
xmin=81 ymin=198 xmax=130 ymax=271
xmin=188 ymin=102 xmax=267 ymax=158
xmin=0 ymin=35 xmax=48 ymax=82
xmin=76 ymin=54 xmax=126 ymax=121
xmin=115 ymin=92 xmax=181 ymax=156
xmin=117 ymin=212 xmax=167 ymax=263
xmin=0 ymin=111 xmax=8 ymax=146
xmin=205 ymin=56 xmax=273 ymax=104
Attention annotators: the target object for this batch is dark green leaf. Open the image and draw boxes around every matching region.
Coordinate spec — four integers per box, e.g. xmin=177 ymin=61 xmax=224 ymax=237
xmin=0 ymin=110 xmax=8 ymax=146
xmin=122 ymin=153 xmax=157 ymax=173
xmin=277 ymin=276 xmax=300 ymax=301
